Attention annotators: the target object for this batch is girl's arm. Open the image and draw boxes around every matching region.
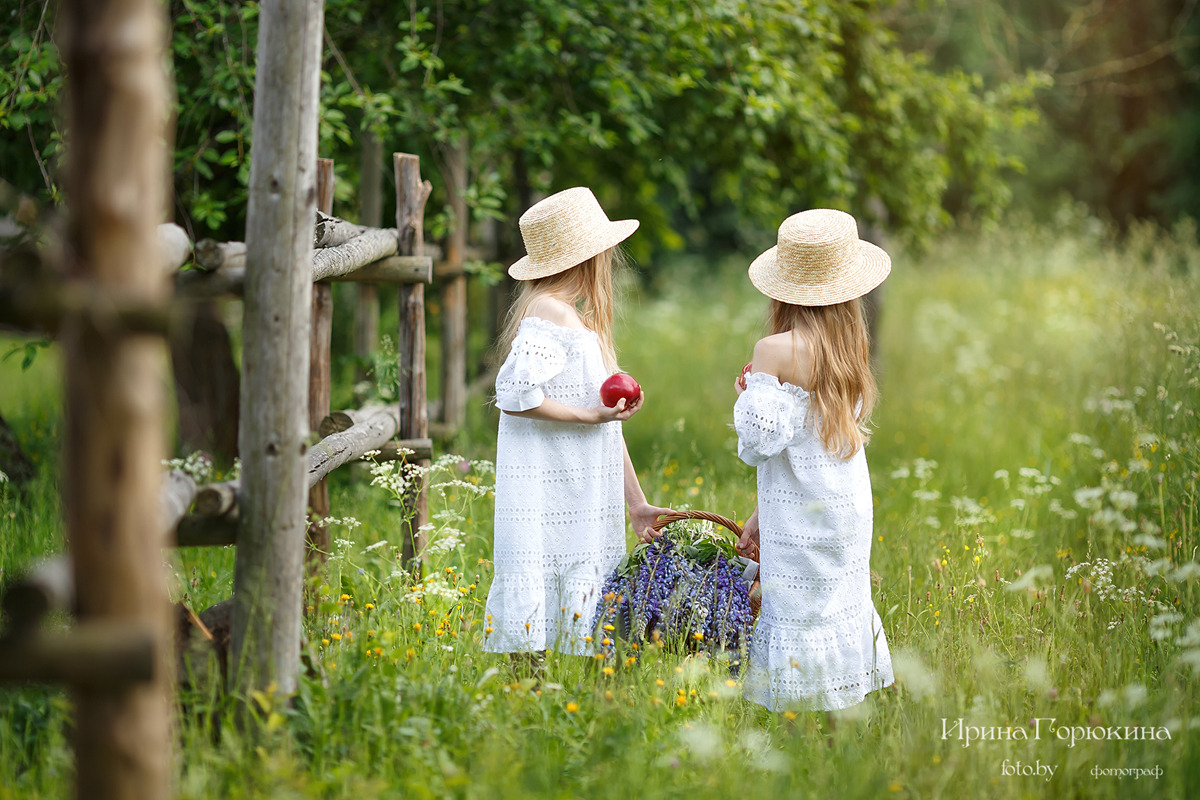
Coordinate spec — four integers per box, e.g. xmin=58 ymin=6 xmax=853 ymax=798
xmin=503 ymin=392 xmax=643 ymax=424
xmin=622 ymin=437 xmax=672 ymax=543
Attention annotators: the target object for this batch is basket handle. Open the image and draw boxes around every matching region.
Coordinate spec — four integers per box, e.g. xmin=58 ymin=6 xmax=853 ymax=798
xmin=650 ymin=510 xmax=759 ymax=562
xmin=650 ymin=510 xmax=742 ymax=537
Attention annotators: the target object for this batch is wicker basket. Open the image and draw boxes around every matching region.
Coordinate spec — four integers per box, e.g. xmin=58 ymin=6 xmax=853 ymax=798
xmin=650 ymin=510 xmax=761 ymax=616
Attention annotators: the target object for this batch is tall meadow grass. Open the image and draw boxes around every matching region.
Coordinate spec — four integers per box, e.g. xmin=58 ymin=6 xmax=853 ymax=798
xmin=0 ymin=211 xmax=1197 ymax=798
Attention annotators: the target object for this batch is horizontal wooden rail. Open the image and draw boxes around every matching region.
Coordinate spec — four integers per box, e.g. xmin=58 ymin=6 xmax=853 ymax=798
xmin=178 ymin=403 xmax=432 ymax=547
xmin=0 ymin=622 xmax=155 ymax=689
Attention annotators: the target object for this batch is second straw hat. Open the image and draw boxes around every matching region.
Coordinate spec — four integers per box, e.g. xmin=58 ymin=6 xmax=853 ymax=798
xmin=748 ymin=209 xmax=891 ymax=306
xmin=509 ymin=187 xmax=639 ymax=280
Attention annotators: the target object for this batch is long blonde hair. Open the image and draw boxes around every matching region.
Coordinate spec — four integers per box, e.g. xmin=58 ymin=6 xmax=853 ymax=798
xmin=498 ymin=247 xmax=622 ymax=371
xmin=768 ymin=298 xmax=876 ymax=459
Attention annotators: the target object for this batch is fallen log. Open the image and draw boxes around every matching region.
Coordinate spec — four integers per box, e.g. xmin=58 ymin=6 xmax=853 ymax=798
xmin=192 ymin=240 xmax=245 ymax=272
xmin=158 ymin=223 xmax=192 ymax=273
xmin=176 ymin=508 xmax=239 ymax=547
xmin=1 ymin=557 xmax=73 ymax=637
xmin=314 ymin=210 xmax=368 ymax=248
xmin=310 ymin=227 xmax=400 ymax=282
xmin=161 ymin=469 xmax=198 ymax=534
xmin=184 ymin=403 xmax=432 ymax=545
xmin=175 ymin=255 xmax=431 ymax=300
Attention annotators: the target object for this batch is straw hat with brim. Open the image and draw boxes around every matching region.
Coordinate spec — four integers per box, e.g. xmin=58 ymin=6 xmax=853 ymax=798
xmin=509 ymin=187 xmax=640 ymax=280
xmin=748 ymin=208 xmax=891 ymax=306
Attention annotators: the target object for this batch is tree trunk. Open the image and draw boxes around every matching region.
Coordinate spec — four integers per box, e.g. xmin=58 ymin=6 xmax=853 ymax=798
xmin=59 ymin=0 xmax=172 ymax=795
xmin=231 ymin=0 xmax=324 ymax=698
xmin=439 ymin=139 xmax=469 ymax=432
xmin=169 ymin=302 xmax=240 ymax=465
xmin=394 ymin=153 xmax=431 ymax=570
xmin=307 ymin=159 xmax=334 ymax=567
xmin=355 ymin=132 xmax=382 ymax=382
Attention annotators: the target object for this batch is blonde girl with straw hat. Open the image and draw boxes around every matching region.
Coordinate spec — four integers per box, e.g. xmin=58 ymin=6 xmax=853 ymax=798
xmin=483 ymin=187 xmax=671 ymax=657
xmin=733 ymin=209 xmax=895 ymax=711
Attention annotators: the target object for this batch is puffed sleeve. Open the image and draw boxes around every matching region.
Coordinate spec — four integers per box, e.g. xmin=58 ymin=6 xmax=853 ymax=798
xmin=734 ymin=375 xmax=800 ymax=466
xmin=494 ymin=324 xmax=569 ymax=412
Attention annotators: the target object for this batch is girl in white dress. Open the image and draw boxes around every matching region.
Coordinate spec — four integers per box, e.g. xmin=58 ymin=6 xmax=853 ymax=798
xmin=484 ymin=187 xmax=670 ymax=656
xmin=733 ymin=209 xmax=895 ymax=710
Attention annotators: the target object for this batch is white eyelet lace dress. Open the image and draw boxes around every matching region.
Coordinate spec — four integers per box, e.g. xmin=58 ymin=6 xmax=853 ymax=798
xmin=734 ymin=372 xmax=894 ymax=710
xmin=483 ymin=317 xmax=625 ymax=655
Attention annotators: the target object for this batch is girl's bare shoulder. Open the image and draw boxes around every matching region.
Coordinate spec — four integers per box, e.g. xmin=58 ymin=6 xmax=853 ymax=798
xmin=752 ymin=332 xmax=811 ymax=389
xmin=525 ymin=295 xmax=585 ymax=329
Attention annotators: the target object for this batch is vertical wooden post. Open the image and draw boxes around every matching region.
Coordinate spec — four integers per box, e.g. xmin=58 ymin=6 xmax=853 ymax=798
xmin=59 ymin=0 xmax=171 ymax=796
xmin=355 ymin=131 xmax=382 ymax=380
xmin=232 ymin=0 xmax=324 ymax=696
xmin=395 ymin=153 xmax=431 ymax=569
xmin=440 ymin=139 xmax=469 ymax=431
xmin=306 ymin=158 xmax=335 ymax=568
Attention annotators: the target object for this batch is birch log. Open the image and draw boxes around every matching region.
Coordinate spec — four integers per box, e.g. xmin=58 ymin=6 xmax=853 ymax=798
xmin=193 ymin=240 xmax=246 ymax=272
xmin=314 ymin=210 xmax=368 ymax=248
xmin=59 ymin=0 xmax=172 ymax=794
xmin=158 ymin=223 xmax=192 ymax=273
xmin=310 ymin=227 xmax=400 ymax=282
xmin=231 ymin=0 xmax=324 ymax=698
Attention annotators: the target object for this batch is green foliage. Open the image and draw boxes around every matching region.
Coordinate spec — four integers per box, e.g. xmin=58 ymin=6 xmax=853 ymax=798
xmin=2 ymin=0 xmax=1038 ymax=254
xmin=891 ymin=0 xmax=1200 ymax=228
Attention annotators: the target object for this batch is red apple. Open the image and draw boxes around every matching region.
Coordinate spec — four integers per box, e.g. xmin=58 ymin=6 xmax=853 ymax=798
xmin=600 ymin=372 xmax=642 ymax=408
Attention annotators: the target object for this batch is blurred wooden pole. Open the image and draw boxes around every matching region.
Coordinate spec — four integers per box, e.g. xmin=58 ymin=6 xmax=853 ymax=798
xmin=355 ymin=131 xmax=382 ymax=381
xmin=59 ymin=0 xmax=172 ymax=796
xmin=394 ymin=153 xmax=430 ymax=570
xmin=440 ymin=139 xmax=468 ymax=431
xmin=232 ymin=0 xmax=324 ymax=697
xmin=306 ymin=158 xmax=334 ymax=568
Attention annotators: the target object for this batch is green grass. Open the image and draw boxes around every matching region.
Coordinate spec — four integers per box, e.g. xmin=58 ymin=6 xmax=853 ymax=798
xmin=2 ymin=211 xmax=1199 ymax=798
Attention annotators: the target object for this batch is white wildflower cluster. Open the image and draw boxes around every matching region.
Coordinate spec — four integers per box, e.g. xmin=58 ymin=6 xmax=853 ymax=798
xmin=432 ymin=453 xmax=467 ymax=471
xmin=1065 ymin=556 xmax=1170 ymax=612
xmin=890 ymin=458 xmax=939 ymax=482
xmin=370 ymin=459 xmax=423 ymax=500
xmin=1084 ymin=386 xmax=1136 ymax=417
xmin=951 ymin=496 xmax=996 ymax=527
xmin=1178 ymin=620 xmax=1200 ymax=671
xmin=425 ymin=527 xmax=465 ymax=556
xmin=1097 ymin=683 xmax=1149 ymax=709
xmin=364 ymin=540 xmax=388 ymax=553
xmin=912 ymin=489 xmax=942 ymax=503
xmin=1072 ymin=479 xmax=1148 ymax=534
xmin=1048 ymin=499 xmax=1078 ymax=520
xmin=162 ymin=451 xmax=216 ymax=484
xmin=430 ymin=479 xmax=491 ymax=498
xmin=315 ymin=515 xmax=362 ymax=530
xmin=1149 ymin=611 xmax=1185 ymax=642
xmin=403 ymin=574 xmax=460 ymax=603
xmin=1017 ymin=467 xmax=1059 ymax=497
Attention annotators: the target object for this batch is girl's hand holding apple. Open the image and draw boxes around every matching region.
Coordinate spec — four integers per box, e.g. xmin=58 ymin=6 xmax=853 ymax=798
xmin=735 ymin=361 xmax=753 ymax=395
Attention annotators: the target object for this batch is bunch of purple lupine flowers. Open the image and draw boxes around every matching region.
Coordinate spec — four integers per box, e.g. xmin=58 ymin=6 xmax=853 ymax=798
xmin=591 ymin=518 xmax=754 ymax=669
